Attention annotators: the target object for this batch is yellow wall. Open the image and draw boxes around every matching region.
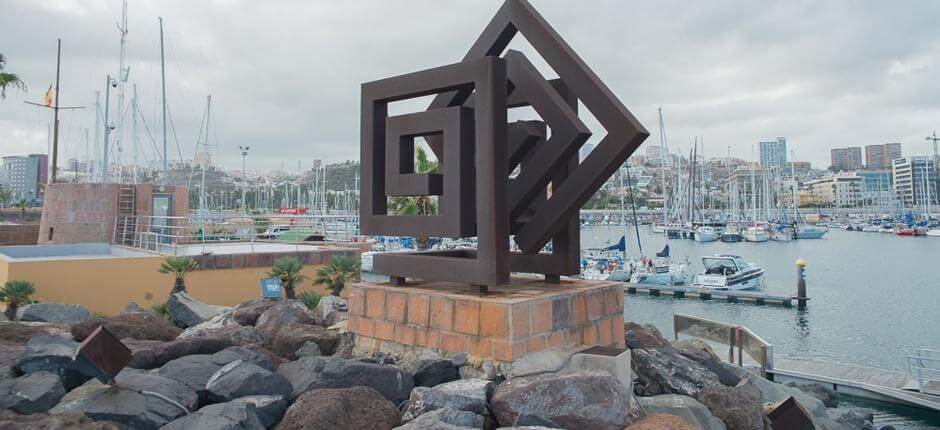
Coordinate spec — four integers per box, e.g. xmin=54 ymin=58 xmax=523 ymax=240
xmin=2 ymin=256 xmax=330 ymax=315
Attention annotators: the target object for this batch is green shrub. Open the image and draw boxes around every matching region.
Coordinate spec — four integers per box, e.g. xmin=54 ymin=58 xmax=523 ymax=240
xmin=298 ymin=291 xmax=321 ymax=310
xmin=0 ymin=280 xmax=36 ymax=321
xmin=151 ymin=302 xmax=169 ymax=318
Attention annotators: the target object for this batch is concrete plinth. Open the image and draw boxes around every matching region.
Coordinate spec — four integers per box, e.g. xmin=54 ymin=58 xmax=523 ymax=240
xmin=347 ymin=276 xmax=625 ymax=363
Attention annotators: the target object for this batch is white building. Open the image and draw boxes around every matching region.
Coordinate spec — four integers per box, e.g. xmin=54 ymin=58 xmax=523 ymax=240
xmin=892 ymin=156 xmax=936 ymax=207
xmin=0 ymin=154 xmax=47 ymax=202
xmin=805 ymin=172 xmax=863 ymax=207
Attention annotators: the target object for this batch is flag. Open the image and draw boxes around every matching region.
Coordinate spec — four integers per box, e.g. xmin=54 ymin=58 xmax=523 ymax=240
xmin=655 ymin=244 xmax=670 ymax=258
xmin=43 ymin=85 xmax=54 ymax=107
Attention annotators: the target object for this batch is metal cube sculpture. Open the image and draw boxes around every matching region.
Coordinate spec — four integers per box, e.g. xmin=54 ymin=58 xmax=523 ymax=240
xmin=360 ymin=0 xmax=649 ymax=291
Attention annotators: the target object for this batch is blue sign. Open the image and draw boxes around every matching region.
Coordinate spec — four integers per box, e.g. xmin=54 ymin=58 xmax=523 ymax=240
xmin=259 ymin=277 xmax=282 ymax=299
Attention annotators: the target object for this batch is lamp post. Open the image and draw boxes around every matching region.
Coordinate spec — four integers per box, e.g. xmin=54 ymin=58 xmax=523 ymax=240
xmin=239 ymin=146 xmax=249 ymax=214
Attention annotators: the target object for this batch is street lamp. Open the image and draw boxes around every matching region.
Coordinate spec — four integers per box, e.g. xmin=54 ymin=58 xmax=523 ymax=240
xmin=239 ymin=146 xmax=249 ymax=214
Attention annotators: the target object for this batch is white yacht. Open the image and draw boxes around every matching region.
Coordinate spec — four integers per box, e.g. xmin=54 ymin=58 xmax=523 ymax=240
xmin=692 ymin=255 xmax=765 ymax=291
xmin=743 ymin=225 xmax=769 ymax=242
xmin=628 ymin=260 xmax=688 ymax=285
xmin=694 ymin=226 xmax=719 ymax=243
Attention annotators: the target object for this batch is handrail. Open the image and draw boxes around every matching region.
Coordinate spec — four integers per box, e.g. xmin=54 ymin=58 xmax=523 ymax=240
xmin=673 ymin=313 xmax=774 ymax=377
xmin=908 ymin=348 xmax=940 ymax=395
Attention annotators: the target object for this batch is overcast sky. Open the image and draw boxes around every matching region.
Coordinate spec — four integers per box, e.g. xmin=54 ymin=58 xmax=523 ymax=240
xmin=1 ymin=0 xmax=938 ymax=171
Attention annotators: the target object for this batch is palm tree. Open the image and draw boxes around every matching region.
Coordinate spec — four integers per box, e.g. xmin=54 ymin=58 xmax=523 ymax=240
xmin=12 ymin=198 xmax=27 ymax=223
xmin=0 ymin=54 xmax=27 ymax=100
xmin=268 ymin=256 xmax=307 ymax=300
xmin=0 ymin=280 xmax=36 ymax=320
xmin=313 ymin=255 xmax=360 ymax=296
xmin=157 ymin=256 xmax=198 ymax=295
xmin=0 ymin=187 xmax=11 ymax=208
xmin=388 ymin=146 xmax=438 ymax=249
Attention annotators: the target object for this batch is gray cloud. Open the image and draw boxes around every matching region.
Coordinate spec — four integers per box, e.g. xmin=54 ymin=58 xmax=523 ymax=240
xmin=1 ymin=0 xmax=938 ymax=171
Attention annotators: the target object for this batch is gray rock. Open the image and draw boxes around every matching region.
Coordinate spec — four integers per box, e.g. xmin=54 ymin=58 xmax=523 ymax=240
xmin=490 ymin=371 xmax=631 ymax=430
xmin=160 ymin=399 xmax=265 ymax=430
xmin=227 ymin=395 xmax=288 ymax=429
xmin=254 ymin=301 xmax=316 ymax=339
xmin=295 ymin=341 xmax=322 ymax=358
xmin=637 ymin=394 xmax=726 ymax=430
xmin=129 ymin=335 xmax=234 ymax=369
xmin=402 ymin=379 xmax=493 ymax=422
xmin=166 ymin=292 xmax=230 ymax=329
xmin=737 ymin=376 xmax=830 ymax=419
xmin=267 ymin=322 xmax=339 ymax=360
xmin=178 ymin=311 xmax=239 ymax=338
xmin=50 ymin=368 xmax=197 ymax=429
xmin=205 ymin=360 xmax=292 ymax=402
xmin=121 ymin=301 xmax=149 ymax=315
xmin=458 ymin=361 xmax=498 ymax=380
xmin=278 ymin=386 xmax=400 ymax=430
xmin=232 ymin=300 xmax=280 ymax=326
xmin=0 ymin=371 xmax=65 ymax=413
xmin=413 ymin=357 xmax=460 ymax=387
xmin=0 ymin=409 xmax=121 ymax=429
xmin=312 ymin=295 xmax=348 ymax=326
xmin=277 ymin=356 xmax=414 ymax=404
xmin=15 ymin=334 xmax=87 ymax=390
xmin=395 ymin=407 xmax=484 ymax=430
xmin=696 ymin=386 xmax=763 ymax=430
xmin=157 ymin=346 xmax=276 ymax=404
xmin=450 ymin=353 xmax=468 ymax=368
xmin=784 ymin=381 xmax=839 ymax=407
xmin=631 ymin=347 xmax=723 ymax=397
xmin=672 ymin=339 xmax=741 ymax=387
xmin=830 ymin=407 xmax=874 ymax=430
xmin=17 ymin=303 xmax=90 ymax=325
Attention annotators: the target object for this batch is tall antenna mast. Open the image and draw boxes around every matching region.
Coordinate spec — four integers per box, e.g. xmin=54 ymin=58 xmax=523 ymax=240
xmin=159 ymin=17 xmax=168 ymax=184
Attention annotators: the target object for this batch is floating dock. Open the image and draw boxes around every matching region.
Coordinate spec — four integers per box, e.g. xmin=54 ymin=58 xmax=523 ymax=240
xmin=769 ymin=357 xmax=940 ymax=412
xmin=624 ymin=283 xmax=796 ymax=307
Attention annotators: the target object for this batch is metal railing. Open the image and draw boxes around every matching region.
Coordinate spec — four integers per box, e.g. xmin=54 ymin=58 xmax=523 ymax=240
xmin=908 ymin=348 xmax=940 ymax=395
xmin=113 ymin=213 xmax=361 ymax=254
xmin=673 ymin=313 xmax=774 ymax=376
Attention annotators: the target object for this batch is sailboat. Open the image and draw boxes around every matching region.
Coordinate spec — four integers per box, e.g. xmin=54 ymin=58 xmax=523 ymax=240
xmin=628 ymin=244 xmax=688 ymax=285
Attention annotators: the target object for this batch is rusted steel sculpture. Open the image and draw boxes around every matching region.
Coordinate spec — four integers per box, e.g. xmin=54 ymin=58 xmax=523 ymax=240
xmin=360 ymin=0 xmax=649 ymax=292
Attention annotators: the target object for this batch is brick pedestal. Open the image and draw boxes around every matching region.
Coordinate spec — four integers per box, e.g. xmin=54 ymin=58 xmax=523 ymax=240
xmin=347 ymin=276 xmax=625 ymax=362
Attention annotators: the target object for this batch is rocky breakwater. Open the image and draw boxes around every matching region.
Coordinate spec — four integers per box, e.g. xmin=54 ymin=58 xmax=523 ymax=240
xmin=0 ymin=292 xmax=881 ymax=429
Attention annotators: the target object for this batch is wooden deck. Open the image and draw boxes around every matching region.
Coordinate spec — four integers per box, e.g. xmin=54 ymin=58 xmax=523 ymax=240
xmin=624 ymin=283 xmax=795 ymax=307
xmin=770 ymin=357 xmax=940 ymax=411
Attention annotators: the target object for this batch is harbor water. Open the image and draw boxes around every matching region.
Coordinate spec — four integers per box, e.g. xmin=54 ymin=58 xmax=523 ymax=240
xmin=583 ymin=225 xmax=940 ymax=428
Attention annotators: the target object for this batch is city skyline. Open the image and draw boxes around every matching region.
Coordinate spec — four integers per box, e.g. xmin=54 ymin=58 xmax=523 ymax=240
xmin=0 ymin=1 xmax=938 ymax=171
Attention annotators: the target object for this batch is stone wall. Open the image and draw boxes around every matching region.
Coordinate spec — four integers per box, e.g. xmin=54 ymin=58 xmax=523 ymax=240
xmin=348 ymin=277 xmax=625 ymax=362
xmin=0 ymin=224 xmax=39 ymax=245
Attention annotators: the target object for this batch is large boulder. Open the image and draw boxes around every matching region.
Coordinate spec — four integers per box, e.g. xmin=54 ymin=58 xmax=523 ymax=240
xmin=277 ymin=356 xmax=414 ymax=404
xmin=672 ymin=339 xmax=741 ymax=387
xmin=829 ymin=407 xmax=874 ymax=430
xmin=178 ymin=311 xmax=239 ymax=338
xmin=205 ymin=360 xmax=292 ymax=402
xmin=255 ymin=301 xmax=317 ymax=339
xmin=395 ymin=407 xmax=485 ymax=430
xmin=71 ymin=312 xmax=181 ymax=342
xmin=296 ymin=341 xmax=322 ymax=358
xmin=166 ymin=292 xmax=230 ymax=329
xmin=411 ymin=357 xmax=460 ymax=387
xmin=267 ymin=323 xmax=339 ymax=359
xmin=0 ymin=321 xmax=71 ymax=346
xmin=127 ymin=335 xmax=233 ymax=369
xmin=15 ymin=334 xmax=87 ymax=390
xmin=312 ymin=295 xmax=348 ymax=326
xmin=490 ymin=371 xmax=631 ymax=430
xmin=631 ymin=347 xmax=723 ymax=398
xmin=16 ymin=303 xmax=90 ymax=325
xmin=784 ymin=381 xmax=838 ymax=407
xmin=0 ymin=371 xmax=65 ymax=413
xmin=636 ymin=394 xmax=726 ymax=430
xmin=624 ymin=322 xmax=667 ymax=349
xmin=156 ymin=346 xmax=276 ymax=404
xmin=625 ymin=413 xmax=696 ymax=430
xmin=232 ymin=300 xmax=280 ymax=326
xmin=50 ymin=368 xmax=198 ymax=429
xmin=736 ymin=376 xmax=842 ymax=430
xmin=402 ymin=379 xmax=493 ymax=422
xmin=696 ymin=386 xmax=764 ymax=430
xmin=161 ymin=399 xmax=265 ymax=430
xmin=0 ymin=409 xmax=121 ymax=429
xmin=228 ymin=395 xmax=288 ymax=428
xmin=278 ymin=386 xmax=401 ymax=430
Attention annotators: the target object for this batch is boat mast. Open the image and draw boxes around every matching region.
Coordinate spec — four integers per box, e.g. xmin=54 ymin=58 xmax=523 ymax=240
xmin=159 ymin=17 xmax=168 ymax=184
xmin=51 ymin=39 xmax=62 ymax=183
xmin=199 ymin=95 xmax=212 ymax=213
xmin=657 ymin=107 xmax=669 ymax=228
xmin=132 ymin=84 xmax=139 ymax=183
xmin=115 ymin=0 xmax=129 ymax=184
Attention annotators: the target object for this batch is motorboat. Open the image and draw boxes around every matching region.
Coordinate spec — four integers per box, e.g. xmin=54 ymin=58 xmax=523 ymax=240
xmin=861 ymin=225 xmax=882 ymax=233
xmin=794 ymin=225 xmax=827 ymax=239
xmin=927 ymin=229 xmax=940 ymax=237
xmin=692 ymin=255 xmax=765 ymax=291
xmin=721 ymin=224 xmax=742 ymax=242
xmin=694 ymin=226 xmax=719 ymax=243
xmin=743 ymin=225 xmax=769 ymax=242
xmin=770 ymin=226 xmax=793 ymax=242
xmin=895 ymin=227 xmax=915 ymax=236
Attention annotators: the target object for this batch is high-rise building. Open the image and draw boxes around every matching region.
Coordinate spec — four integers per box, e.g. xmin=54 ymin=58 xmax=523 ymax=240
xmin=645 ymin=144 xmax=664 ymax=162
xmin=892 ymin=156 xmax=936 ymax=207
xmin=865 ymin=143 xmax=902 ymax=170
xmin=759 ymin=137 xmax=787 ymax=169
xmin=0 ymin=154 xmax=47 ymax=201
xmin=830 ymin=147 xmax=862 ymax=172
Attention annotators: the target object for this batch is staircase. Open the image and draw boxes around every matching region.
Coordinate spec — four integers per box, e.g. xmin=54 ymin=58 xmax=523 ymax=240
xmin=114 ymin=185 xmax=137 ymax=246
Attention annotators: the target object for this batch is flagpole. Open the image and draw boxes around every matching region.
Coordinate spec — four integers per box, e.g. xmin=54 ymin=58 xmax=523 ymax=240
xmin=51 ymin=38 xmax=61 ymax=183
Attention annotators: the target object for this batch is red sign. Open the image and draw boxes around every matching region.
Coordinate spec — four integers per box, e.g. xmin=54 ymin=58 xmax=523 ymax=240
xmin=276 ymin=208 xmax=308 ymax=215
